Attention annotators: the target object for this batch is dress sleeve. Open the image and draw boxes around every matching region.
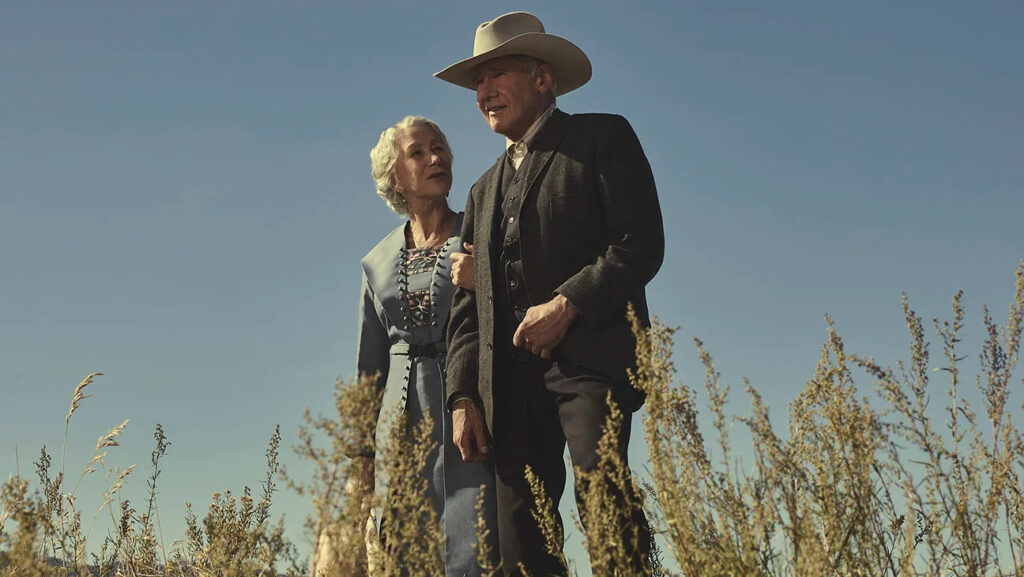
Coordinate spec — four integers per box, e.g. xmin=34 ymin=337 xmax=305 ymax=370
xmin=354 ymin=267 xmax=390 ymax=457
xmin=356 ymin=268 xmax=390 ymax=391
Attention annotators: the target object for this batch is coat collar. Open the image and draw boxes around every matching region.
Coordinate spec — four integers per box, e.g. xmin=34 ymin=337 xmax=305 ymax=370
xmin=518 ymin=108 xmax=569 ymax=200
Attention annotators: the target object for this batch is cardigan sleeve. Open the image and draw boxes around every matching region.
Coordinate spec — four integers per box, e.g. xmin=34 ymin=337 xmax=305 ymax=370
xmin=445 ymin=188 xmax=482 ymax=409
xmin=555 ymin=115 xmax=664 ymax=325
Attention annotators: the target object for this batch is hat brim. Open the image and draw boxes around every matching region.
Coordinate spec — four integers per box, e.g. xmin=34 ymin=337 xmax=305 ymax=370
xmin=434 ymin=32 xmax=591 ymax=97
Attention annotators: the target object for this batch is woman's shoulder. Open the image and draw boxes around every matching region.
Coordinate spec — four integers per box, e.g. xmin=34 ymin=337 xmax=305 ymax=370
xmin=360 ymin=221 xmax=407 ymax=272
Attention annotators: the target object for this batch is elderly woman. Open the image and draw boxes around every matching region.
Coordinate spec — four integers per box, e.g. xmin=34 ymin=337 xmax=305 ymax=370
xmin=346 ymin=115 xmax=497 ymax=576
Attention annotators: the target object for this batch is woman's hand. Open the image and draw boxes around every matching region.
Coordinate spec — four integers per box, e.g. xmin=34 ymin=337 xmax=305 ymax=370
xmin=450 ymin=242 xmax=475 ymax=290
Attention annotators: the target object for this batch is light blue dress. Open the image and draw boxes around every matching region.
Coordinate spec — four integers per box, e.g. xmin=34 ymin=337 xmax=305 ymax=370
xmin=356 ymin=212 xmax=498 ymax=576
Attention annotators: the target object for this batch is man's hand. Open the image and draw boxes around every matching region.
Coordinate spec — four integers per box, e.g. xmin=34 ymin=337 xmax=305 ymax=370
xmin=450 ymin=242 xmax=475 ymax=290
xmin=512 ymin=294 xmax=580 ymax=358
xmin=452 ymin=398 xmax=489 ymax=462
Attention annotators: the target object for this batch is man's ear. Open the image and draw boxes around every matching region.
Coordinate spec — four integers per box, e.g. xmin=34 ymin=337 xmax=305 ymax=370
xmin=535 ymin=63 xmax=555 ymax=95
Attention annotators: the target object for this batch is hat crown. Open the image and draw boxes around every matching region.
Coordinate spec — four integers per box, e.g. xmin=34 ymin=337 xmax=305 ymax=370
xmin=435 ymin=11 xmax=591 ymax=96
xmin=473 ymin=12 xmax=545 ymax=56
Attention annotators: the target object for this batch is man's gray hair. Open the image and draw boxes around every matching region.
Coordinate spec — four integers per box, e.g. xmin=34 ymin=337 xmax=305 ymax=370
xmin=512 ymin=55 xmax=558 ymax=105
xmin=369 ymin=116 xmax=453 ymax=216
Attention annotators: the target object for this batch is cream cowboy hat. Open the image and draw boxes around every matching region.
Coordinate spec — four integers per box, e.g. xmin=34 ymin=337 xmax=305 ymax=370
xmin=434 ymin=11 xmax=592 ymax=96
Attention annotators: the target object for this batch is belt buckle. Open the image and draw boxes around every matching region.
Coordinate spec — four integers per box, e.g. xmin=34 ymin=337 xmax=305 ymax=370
xmin=411 ymin=343 xmax=438 ymax=358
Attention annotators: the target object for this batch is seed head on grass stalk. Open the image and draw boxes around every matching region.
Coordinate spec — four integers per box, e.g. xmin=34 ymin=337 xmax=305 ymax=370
xmin=474 ymin=486 xmax=501 ymax=577
xmin=572 ymin=393 xmax=651 ymax=577
xmin=63 ymin=372 xmax=102 ymax=484
xmin=524 ymin=464 xmax=569 ymax=575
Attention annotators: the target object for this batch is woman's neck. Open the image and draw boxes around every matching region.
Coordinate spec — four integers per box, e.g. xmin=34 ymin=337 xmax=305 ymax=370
xmin=406 ymin=200 xmax=455 ymax=248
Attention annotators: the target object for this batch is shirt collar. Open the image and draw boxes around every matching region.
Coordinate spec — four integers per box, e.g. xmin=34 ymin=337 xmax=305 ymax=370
xmin=506 ymin=104 xmax=556 ymax=153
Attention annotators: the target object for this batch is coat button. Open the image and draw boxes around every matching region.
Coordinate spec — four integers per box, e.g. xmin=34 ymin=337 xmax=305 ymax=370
xmin=512 ymin=176 xmax=519 ymax=184
xmin=510 ymin=279 xmax=518 ymax=288
xmin=486 ymin=342 xmax=493 ymax=351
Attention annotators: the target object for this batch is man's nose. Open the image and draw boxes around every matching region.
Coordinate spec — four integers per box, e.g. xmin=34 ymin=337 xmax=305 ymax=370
xmin=477 ymin=78 xmax=494 ymax=98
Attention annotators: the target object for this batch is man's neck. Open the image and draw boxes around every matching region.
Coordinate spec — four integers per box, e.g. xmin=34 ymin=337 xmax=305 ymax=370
xmin=505 ymin=104 xmax=555 ymax=148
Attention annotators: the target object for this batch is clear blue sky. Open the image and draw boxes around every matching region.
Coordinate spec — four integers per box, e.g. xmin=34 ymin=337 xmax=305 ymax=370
xmin=2 ymin=1 xmax=1022 ymax=572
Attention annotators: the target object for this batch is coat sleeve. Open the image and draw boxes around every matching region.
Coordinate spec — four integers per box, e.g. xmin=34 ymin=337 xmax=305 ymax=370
xmin=445 ymin=188 xmax=482 ymax=409
xmin=555 ymin=115 xmax=664 ymax=325
xmin=354 ymin=267 xmax=390 ymax=457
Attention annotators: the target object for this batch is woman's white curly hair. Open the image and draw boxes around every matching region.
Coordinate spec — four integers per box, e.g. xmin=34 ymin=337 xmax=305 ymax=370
xmin=369 ymin=116 xmax=453 ymax=216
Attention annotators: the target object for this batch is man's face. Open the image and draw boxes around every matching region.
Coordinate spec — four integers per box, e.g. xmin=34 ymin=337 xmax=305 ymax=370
xmin=474 ymin=56 xmax=551 ymax=141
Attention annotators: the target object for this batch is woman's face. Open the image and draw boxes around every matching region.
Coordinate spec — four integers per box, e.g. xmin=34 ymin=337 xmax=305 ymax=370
xmin=393 ymin=125 xmax=452 ymax=204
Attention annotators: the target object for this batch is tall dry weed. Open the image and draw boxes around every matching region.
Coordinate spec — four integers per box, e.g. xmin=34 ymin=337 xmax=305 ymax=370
xmin=624 ymin=261 xmax=1024 ymax=576
xmin=1 ymin=375 xmax=300 ymax=577
xmin=292 ymin=374 xmax=446 ymax=577
xmin=5 ymin=263 xmax=1023 ymax=577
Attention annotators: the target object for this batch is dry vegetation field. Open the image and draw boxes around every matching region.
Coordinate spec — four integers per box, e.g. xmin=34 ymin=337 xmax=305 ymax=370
xmin=3 ymin=263 xmax=1022 ymax=576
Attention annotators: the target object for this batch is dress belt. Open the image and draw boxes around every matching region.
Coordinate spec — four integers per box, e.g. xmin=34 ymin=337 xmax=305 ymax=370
xmin=391 ymin=342 xmax=447 ymax=359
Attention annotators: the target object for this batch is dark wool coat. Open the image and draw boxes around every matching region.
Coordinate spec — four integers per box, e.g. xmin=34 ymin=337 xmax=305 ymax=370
xmin=445 ymin=109 xmax=665 ymax=432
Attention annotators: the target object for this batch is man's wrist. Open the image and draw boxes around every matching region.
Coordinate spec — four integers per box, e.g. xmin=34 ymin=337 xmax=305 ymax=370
xmin=449 ymin=395 xmax=476 ymax=412
xmin=553 ymin=293 xmax=580 ymax=321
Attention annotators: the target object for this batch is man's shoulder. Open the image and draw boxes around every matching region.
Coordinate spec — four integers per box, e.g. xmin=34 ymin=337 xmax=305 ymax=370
xmin=468 ymin=154 xmax=504 ymax=194
xmin=564 ymin=111 xmax=633 ymax=132
xmin=557 ymin=112 xmax=643 ymax=156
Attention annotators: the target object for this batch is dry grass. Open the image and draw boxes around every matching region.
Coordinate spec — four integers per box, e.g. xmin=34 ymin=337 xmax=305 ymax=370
xmin=0 ymin=373 xmax=302 ymax=577
xmin=4 ymin=262 xmax=1023 ymax=576
xmin=623 ymin=261 xmax=1024 ymax=576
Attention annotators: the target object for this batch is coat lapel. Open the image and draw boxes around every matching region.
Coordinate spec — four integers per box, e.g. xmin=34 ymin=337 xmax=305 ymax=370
xmin=477 ymin=156 xmax=504 ymax=256
xmin=518 ymin=109 xmax=570 ymax=216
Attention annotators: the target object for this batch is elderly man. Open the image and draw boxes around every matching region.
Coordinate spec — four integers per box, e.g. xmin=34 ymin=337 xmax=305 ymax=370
xmin=438 ymin=12 xmax=664 ymax=576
